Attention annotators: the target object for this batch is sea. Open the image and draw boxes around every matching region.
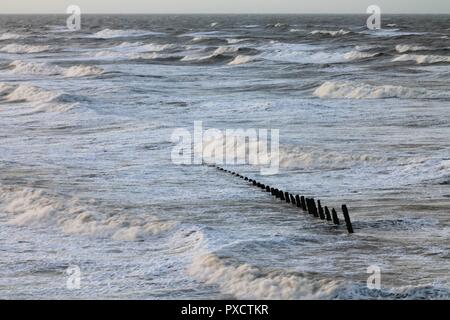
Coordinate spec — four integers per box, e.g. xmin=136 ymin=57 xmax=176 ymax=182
xmin=0 ymin=14 xmax=449 ymax=299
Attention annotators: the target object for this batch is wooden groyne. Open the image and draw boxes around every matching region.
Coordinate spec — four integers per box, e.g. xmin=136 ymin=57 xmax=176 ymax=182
xmin=214 ymin=166 xmax=354 ymax=234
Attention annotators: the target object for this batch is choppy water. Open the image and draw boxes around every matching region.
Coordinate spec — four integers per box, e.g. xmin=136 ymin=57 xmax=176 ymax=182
xmin=0 ymin=14 xmax=449 ymax=299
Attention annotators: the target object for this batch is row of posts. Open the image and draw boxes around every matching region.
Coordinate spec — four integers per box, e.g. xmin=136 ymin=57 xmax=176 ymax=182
xmin=215 ymin=166 xmax=354 ymax=234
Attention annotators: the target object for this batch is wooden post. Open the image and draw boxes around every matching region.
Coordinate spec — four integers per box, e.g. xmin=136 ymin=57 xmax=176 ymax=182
xmin=310 ymin=199 xmax=319 ymax=218
xmin=266 ymin=186 xmax=271 ymax=192
xmin=324 ymin=206 xmax=332 ymax=221
xmin=290 ymin=194 xmax=296 ymax=205
xmin=301 ymin=196 xmax=307 ymax=211
xmin=305 ymin=198 xmax=311 ymax=215
xmin=253 ymin=181 xmax=257 ymax=186
xmin=280 ymin=191 xmax=285 ymax=201
xmin=331 ymin=208 xmax=340 ymax=225
xmin=342 ymin=205 xmax=354 ymax=234
xmin=317 ymin=200 xmax=325 ymax=220
xmin=295 ymin=195 xmax=301 ymax=208
xmin=284 ymin=192 xmax=290 ymax=203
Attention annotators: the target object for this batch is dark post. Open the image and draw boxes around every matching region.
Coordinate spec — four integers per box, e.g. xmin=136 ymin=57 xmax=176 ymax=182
xmin=253 ymin=181 xmax=257 ymax=186
xmin=280 ymin=191 xmax=285 ymax=201
xmin=300 ymin=196 xmax=307 ymax=211
xmin=310 ymin=199 xmax=319 ymax=218
xmin=290 ymin=194 xmax=296 ymax=205
xmin=317 ymin=200 xmax=325 ymax=220
xmin=295 ymin=195 xmax=301 ymax=208
xmin=331 ymin=208 xmax=340 ymax=225
xmin=284 ymin=192 xmax=290 ymax=203
xmin=342 ymin=205 xmax=354 ymax=234
xmin=266 ymin=186 xmax=271 ymax=192
xmin=324 ymin=206 xmax=332 ymax=221
xmin=306 ymin=198 xmax=312 ymax=215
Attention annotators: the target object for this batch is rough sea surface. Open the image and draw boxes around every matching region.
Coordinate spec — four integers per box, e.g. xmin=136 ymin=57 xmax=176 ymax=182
xmin=0 ymin=14 xmax=449 ymax=299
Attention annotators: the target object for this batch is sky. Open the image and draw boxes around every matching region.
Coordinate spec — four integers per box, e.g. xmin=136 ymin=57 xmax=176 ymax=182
xmin=1 ymin=0 xmax=450 ymax=14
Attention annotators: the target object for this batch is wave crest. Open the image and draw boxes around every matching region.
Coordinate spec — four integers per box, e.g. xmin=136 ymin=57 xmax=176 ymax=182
xmin=0 ymin=44 xmax=51 ymax=54
xmin=313 ymin=81 xmax=432 ymax=99
xmin=393 ymin=54 xmax=450 ymax=64
xmin=9 ymin=60 xmax=104 ymax=77
xmin=311 ymin=29 xmax=350 ymax=36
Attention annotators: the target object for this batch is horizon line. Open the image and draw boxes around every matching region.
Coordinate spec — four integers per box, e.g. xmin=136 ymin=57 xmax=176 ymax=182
xmin=0 ymin=12 xmax=449 ymax=15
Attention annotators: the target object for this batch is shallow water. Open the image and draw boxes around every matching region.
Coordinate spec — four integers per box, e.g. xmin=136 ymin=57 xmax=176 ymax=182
xmin=0 ymin=14 xmax=449 ymax=299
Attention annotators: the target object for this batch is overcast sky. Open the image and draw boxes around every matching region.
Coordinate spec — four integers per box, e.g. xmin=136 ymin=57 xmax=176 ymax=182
xmin=2 ymin=0 xmax=450 ymax=14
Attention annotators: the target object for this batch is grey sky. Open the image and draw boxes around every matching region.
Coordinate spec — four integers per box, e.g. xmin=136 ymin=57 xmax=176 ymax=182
xmin=2 ymin=0 xmax=450 ymax=14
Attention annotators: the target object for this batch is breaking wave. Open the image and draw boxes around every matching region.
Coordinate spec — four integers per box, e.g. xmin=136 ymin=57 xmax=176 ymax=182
xmin=0 ymin=185 xmax=177 ymax=241
xmin=188 ymin=253 xmax=342 ymax=299
xmin=91 ymin=28 xmax=163 ymax=39
xmin=8 ymin=60 xmax=104 ymax=77
xmin=0 ymin=33 xmax=23 ymax=40
xmin=0 ymin=83 xmax=87 ymax=113
xmin=228 ymin=55 xmax=254 ymax=65
xmin=395 ymin=44 xmax=430 ymax=53
xmin=0 ymin=44 xmax=51 ymax=54
xmin=188 ymin=253 xmax=450 ymax=299
xmin=311 ymin=29 xmax=350 ymax=36
xmin=392 ymin=54 xmax=450 ymax=64
xmin=343 ymin=50 xmax=379 ymax=61
xmin=313 ymin=81 xmax=437 ymax=99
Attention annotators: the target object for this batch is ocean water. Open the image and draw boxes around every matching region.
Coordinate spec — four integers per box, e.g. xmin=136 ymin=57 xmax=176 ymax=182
xmin=0 ymin=14 xmax=449 ymax=299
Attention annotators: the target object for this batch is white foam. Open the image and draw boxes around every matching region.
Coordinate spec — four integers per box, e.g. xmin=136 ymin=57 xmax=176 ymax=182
xmin=212 ymin=46 xmax=239 ymax=55
xmin=311 ymin=29 xmax=350 ymax=36
xmin=188 ymin=253 xmax=342 ymax=299
xmin=395 ymin=44 xmax=429 ymax=53
xmin=259 ymin=42 xmax=345 ymax=64
xmin=0 ymin=44 xmax=50 ymax=54
xmin=91 ymin=28 xmax=162 ymax=39
xmin=0 ymin=185 xmax=176 ymax=241
xmin=0 ymin=33 xmax=23 ymax=40
xmin=393 ymin=54 xmax=450 ymax=64
xmin=4 ymin=83 xmax=61 ymax=103
xmin=228 ymin=55 xmax=254 ymax=65
xmin=64 ymin=65 xmax=104 ymax=77
xmin=8 ymin=60 xmax=104 ymax=77
xmin=313 ymin=81 xmax=432 ymax=99
xmin=226 ymin=38 xmax=248 ymax=44
xmin=9 ymin=60 xmax=62 ymax=75
xmin=343 ymin=50 xmax=378 ymax=61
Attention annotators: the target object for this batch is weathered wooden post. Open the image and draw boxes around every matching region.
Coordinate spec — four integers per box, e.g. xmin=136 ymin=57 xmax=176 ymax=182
xmin=306 ymin=198 xmax=312 ymax=215
xmin=342 ymin=205 xmax=354 ymax=234
xmin=311 ymin=199 xmax=319 ymax=218
xmin=331 ymin=208 xmax=340 ymax=225
xmin=284 ymin=192 xmax=290 ymax=203
xmin=280 ymin=191 xmax=285 ymax=201
xmin=317 ymin=200 xmax=325 ymax=220
xmin=266 ymin=186 xmax=271 ymax=192
xmin=300 ymin=196 xmax=307 ymax=211
xmin=295 ymin=195 xmax=301 ymax=208
xmin=324 ymin=206 xmax=332 ymax=221
xmin=290 ymin=194 xmax=296 ymax=205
